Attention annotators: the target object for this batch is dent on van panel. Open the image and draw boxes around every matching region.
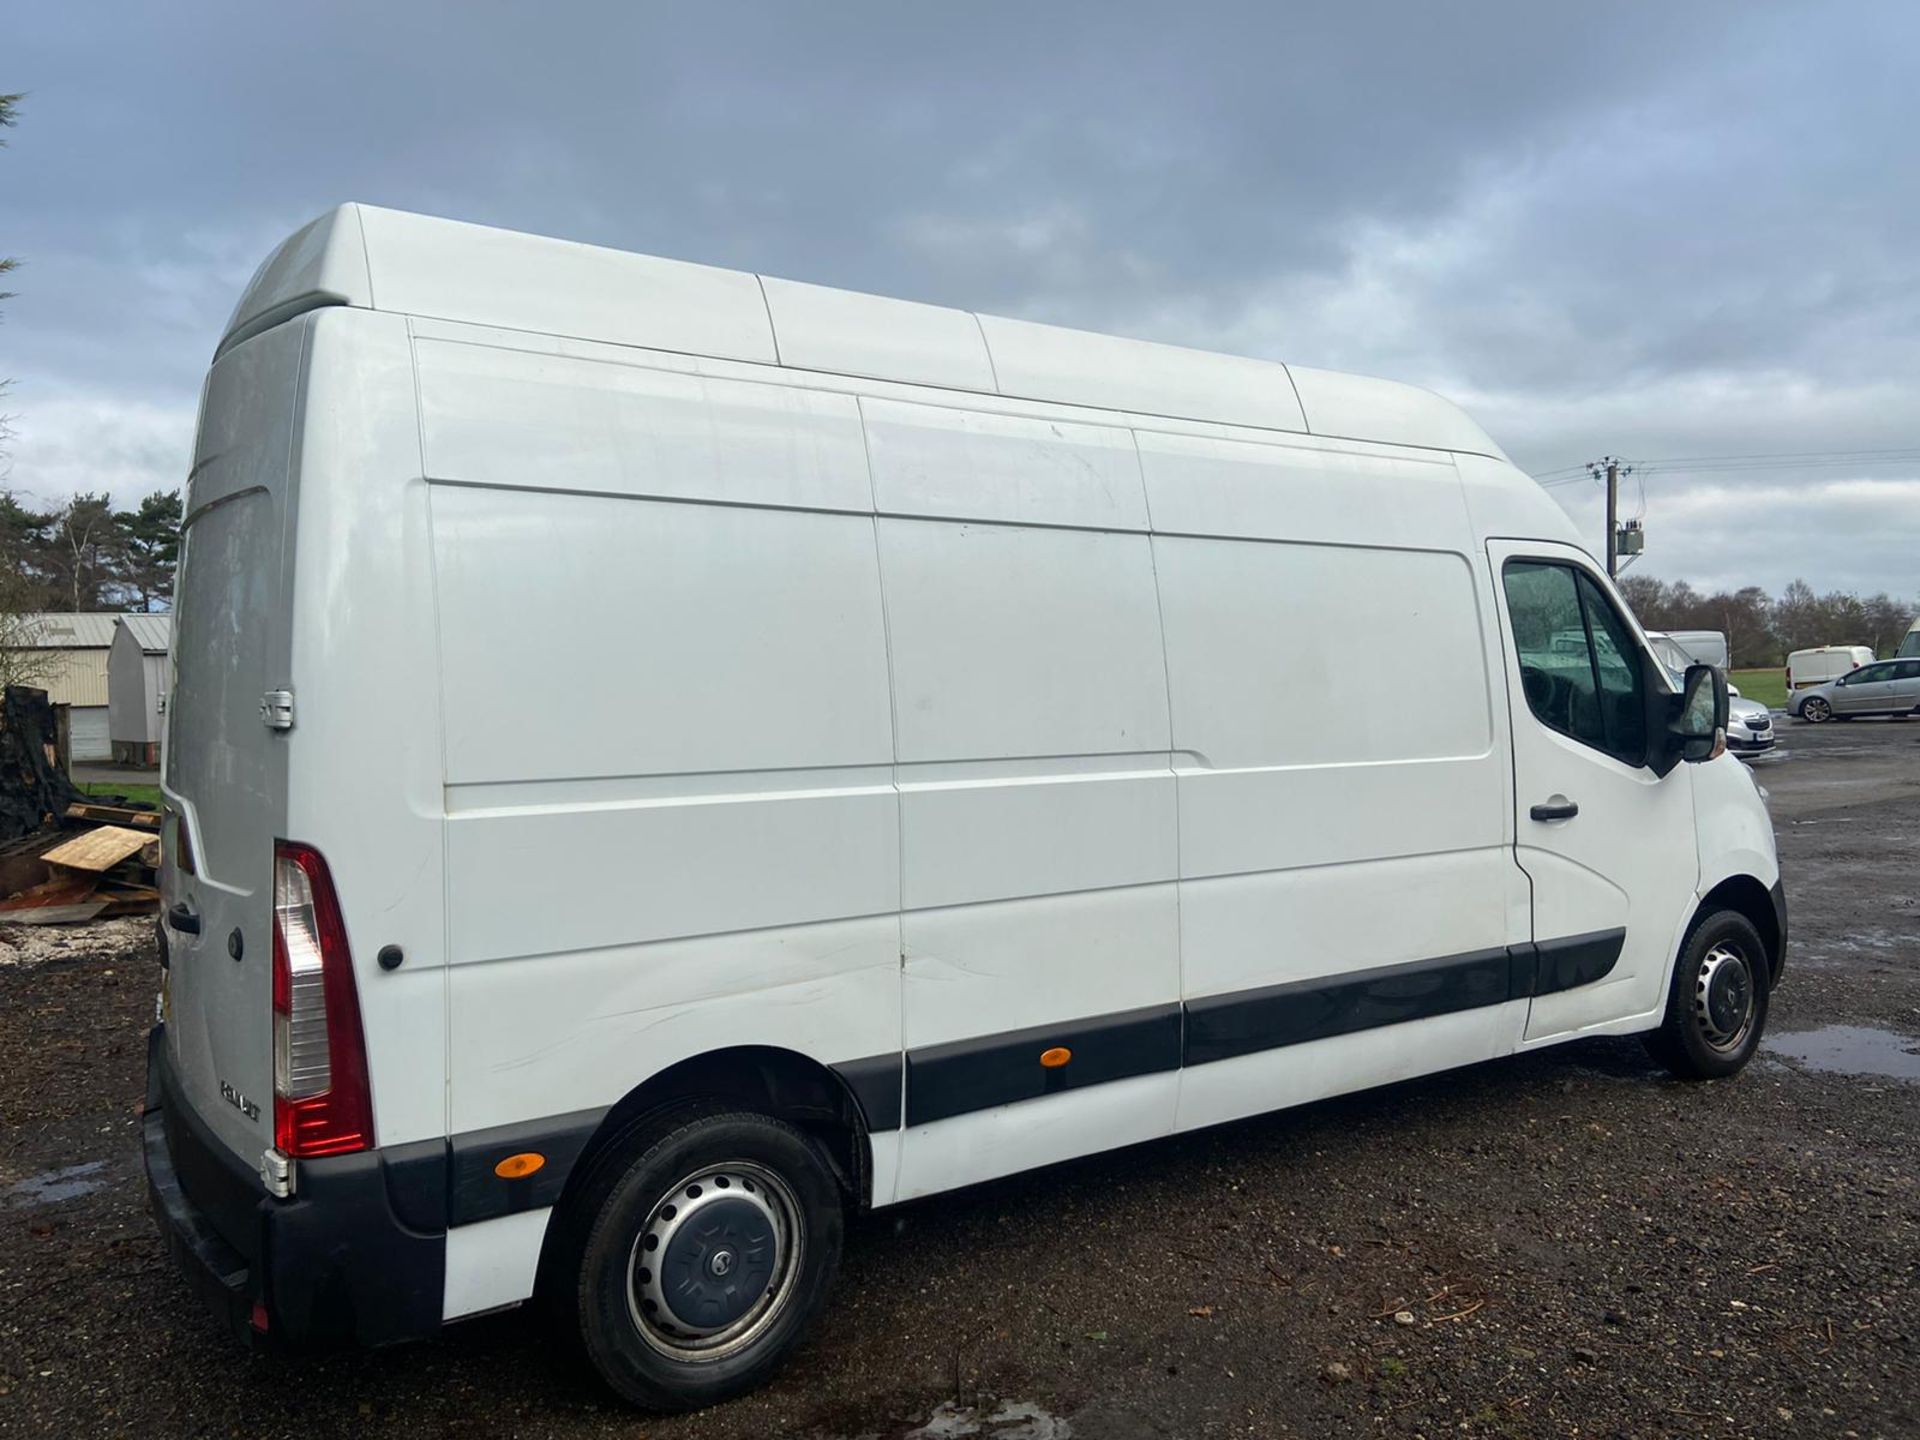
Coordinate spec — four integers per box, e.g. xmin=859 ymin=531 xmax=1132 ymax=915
xmin=415 ymin=339 xmax=872 ymax=512
xmin=902 ymin=884 xmax=1180 ymax=1050
xmin=446 ymin=916 xmax=901 ymax=1133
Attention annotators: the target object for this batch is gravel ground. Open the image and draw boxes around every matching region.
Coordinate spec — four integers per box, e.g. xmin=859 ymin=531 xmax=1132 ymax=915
xmin=1 ymin=721 xmax=1915 ymax=1439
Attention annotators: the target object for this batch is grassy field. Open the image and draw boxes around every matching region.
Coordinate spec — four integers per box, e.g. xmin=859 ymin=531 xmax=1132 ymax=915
xmin=78 ymin=780 xmax=163 ymax=809
xmin=1730 ymin=667 xmax=1789 ymax=710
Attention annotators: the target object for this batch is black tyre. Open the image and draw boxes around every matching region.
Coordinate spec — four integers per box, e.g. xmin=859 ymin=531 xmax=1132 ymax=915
xmin=1798 ymin=696 xmax=1831 ymax=723
xmin=1644 ymin=909 xmax=1771 ymax=1080
xmin=566 ymin=1106 xmax=844 ymax=1411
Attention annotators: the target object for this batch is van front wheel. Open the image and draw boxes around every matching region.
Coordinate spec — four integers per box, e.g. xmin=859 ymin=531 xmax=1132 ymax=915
xmin=570 ymin=1107 xmax=844 ymax=1411
xmin=1644 ymin=910 xmax=1771 ymax=1081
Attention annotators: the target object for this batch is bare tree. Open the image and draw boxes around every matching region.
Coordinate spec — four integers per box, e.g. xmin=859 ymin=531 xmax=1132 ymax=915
xmin=1861 ymin=592 xmax=1917 ymax=658
xmin=0 ymin=560 xmax=56 ymax=692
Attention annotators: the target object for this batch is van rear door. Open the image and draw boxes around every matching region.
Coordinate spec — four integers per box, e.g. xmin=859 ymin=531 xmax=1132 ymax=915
xmin=160 ymin=321 xmax=303 ymax=1167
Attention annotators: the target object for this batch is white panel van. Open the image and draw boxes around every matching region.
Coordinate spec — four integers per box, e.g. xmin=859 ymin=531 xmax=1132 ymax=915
xmin=1786 ymin=644 xmax=1875 ymax=690
xmin=146 ymin=206 xmax=1787 ymax=1411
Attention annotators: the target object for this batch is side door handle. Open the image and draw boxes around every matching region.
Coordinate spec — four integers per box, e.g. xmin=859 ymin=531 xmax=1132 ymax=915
xmin=167 ymin=902 xmax=202 ymax=935
xmin=1529 ymin=799 xmax=1579 ymax=822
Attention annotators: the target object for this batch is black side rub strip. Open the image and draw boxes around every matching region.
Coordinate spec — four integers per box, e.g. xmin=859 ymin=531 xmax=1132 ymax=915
xmin=1184 ymin=946 xmax=1512 ymax=1067
xmin=449 ymin=1108 xmax=604 ymax=1225
xmin=832 ymin=1053 xmax=905 ymax=1133
xmin=906 ymin=1003 xmax=1182 ymax=1126
xmin=1511 ymin=928 xmax=1627 ymax=998
xmin=440 ymin=929 xmax=1625 ymax=1224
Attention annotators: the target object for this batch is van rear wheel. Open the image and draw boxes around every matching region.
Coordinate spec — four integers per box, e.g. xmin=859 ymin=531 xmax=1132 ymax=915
xmin=568 ymin=1107 xmax=844 ymax=1411
xmin=1644 ymin=909 xmax=1771 ymax=1081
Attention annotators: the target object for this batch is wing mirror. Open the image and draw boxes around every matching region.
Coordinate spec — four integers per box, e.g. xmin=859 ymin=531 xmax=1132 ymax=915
xmin=1670 ymin=663 xmax=1728 ymax=765
xmin=1646 ymin=661 xmax=1728 ymax=776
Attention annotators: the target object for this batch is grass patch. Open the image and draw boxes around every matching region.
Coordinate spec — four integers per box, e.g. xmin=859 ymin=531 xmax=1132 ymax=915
xmin=1730 ymin=668 xmax=1787 ymax=710
xmin=78 ymin=780 xmax=163 ymax=809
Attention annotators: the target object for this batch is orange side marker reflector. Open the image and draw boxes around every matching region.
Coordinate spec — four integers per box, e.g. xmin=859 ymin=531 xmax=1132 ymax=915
xmin=495 ymin=1152 xmax=546 ymax=1180
xmin=1040 ymin=1047 xmax=1072 ymax=1069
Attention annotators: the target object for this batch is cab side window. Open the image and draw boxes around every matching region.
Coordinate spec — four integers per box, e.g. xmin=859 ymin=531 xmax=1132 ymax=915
xmin=1576 ymin=572 xmax=1647 ymax=761
xmin=1503 ymin=561 xmax=1647 ymax=765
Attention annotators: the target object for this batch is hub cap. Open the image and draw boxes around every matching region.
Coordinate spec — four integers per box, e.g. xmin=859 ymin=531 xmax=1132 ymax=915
xmin=627 ymin=1163 xmax=802 ymax=1362
xmin=1694 ymin=943 xmax=1755 ymax=1052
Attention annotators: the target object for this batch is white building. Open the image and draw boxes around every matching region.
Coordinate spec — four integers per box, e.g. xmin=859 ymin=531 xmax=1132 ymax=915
xmin=109 ymin=614 xmax=172 ymax=766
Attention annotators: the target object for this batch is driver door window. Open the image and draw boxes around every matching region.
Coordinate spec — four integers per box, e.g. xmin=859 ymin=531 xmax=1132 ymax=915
xmin=1837 ymin=663 xmax=1890 ymax=712
xmin=1503 ymin=561 xmax=1647 ymax=765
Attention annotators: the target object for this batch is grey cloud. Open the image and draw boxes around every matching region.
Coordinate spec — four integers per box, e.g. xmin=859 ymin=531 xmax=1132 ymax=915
xmin=5 ymin=0 xmax=1917 ymax=598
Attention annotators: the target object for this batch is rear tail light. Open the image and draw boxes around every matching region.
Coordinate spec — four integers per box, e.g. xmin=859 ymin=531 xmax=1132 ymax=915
xmin=271 ymin=841 xmax=372 ymax=1157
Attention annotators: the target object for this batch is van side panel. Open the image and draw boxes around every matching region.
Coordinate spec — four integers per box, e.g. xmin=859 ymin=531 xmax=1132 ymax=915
xmin=419 ymin=341 xmax=903 ymax=1155
xmin=1142 ymin=436 xmax=1527 ymax=1130
xmin=871 ymin=411 xmax=1181 ymax=1197
xmin=286 ymin=309 xmax=450 ymax=1149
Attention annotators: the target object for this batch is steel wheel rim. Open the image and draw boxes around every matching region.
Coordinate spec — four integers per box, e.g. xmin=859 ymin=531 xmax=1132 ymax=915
xmin=626 ymin=1161 xmax=804 ymax=1362
xmin=1693 ymin=942 xmax=1756 ymax=1053
xmin=1803 ymin=698 xmax=1830 ymax=722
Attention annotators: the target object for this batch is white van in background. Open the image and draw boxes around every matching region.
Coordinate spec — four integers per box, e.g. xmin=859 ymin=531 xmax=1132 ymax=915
xmin=1786 ymin=645 xmax=1875 ymax=690
xmin=1899 ymin=619 xmax=1920 ymax=659
xmin=147 ymin=205 xmax=1787 ymax=1411
xmin=1660 ymin=630 xmax=1731 ymax=670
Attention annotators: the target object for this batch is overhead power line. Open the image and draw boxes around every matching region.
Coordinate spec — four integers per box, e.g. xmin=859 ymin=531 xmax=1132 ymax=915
xmin=1535 ymin=445 xmax=1920 ymax=487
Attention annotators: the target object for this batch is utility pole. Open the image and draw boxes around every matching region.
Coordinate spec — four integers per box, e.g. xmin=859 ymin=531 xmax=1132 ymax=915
xmin=1586 ymin=456 xmax=1635 ymax=577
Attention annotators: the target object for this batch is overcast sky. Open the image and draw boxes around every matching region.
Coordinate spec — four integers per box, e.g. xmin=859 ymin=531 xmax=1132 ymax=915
xmin=5 ymin=2 xmax=1917 ymax=599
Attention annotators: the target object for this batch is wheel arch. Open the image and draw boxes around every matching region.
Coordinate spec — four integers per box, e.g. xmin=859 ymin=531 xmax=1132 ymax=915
xmin=531 ymin=1044 xmax=877 ymax=1305
xmin=1690 ymin=874 xmax=1783 ymax=989
xmin=578 ymin=1046 xmax=872 ymax=1210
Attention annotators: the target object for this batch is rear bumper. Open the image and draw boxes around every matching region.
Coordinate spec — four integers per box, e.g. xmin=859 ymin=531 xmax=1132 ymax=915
xmin=142 ymin=1026 xmax=449 ymax=1348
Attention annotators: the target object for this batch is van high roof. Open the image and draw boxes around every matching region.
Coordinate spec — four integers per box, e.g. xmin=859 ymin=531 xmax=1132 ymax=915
xmin=225 ymin=203 xmax=1506 ymax=462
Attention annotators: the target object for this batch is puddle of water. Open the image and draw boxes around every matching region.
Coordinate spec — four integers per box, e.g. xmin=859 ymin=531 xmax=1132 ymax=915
xmin=1769 ymin=1025 xmax=1920 ymax=1082
xmin=3 ymin=1159 xmax=110 ymax=1208
xmin=906 ymin=1400 xmax=1072 ymax=1440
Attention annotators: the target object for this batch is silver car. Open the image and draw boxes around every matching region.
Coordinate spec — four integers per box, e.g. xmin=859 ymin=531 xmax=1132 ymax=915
xmin=1724 ymin=691 xmax=1779 ymax=754
xmin=1789 ymin=658 xmax=1920 ymax=723
xmin=1663 ymin=667 xmax=1777 ymax=755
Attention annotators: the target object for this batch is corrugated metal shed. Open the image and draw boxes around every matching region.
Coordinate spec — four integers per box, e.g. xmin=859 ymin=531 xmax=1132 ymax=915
xmin=119 ymin=614 xmax=172 ymax=653
xmin=9 ymin=613 xmax=155 ymax=710
xmin=18 ymin=613 xmax=121 ymax=649
xmin=26 ymin=650 xmax=111 ymax=707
